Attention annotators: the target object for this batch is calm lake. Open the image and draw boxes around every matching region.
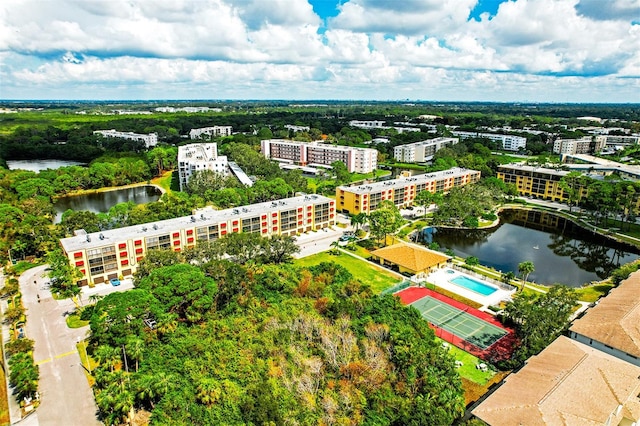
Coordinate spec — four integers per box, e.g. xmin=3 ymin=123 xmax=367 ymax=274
xmin=425 ymin=209 xmax=640 ymax=287
xmin=54 ymin=185 xmax=162 ymax=223
xmin=7 ymin=159 xmax=85 ymax=172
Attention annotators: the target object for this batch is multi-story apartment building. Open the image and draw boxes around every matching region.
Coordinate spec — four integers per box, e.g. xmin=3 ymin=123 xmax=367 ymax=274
xmin=552 ymin=136 xmax=594 ymax=155
xmin=260 ymin=139 xmax=378 ymax=173
xmin=60 ymin=195 xmax=336 ymax=286
xmin=177 ymin=143 xmax=229 ymax=191
xmin=348 ymin=120 xmax=386 ymax=129
xmin=497 ymin=164 xmax=569 ymax=201
xmin=393 ymin=137 xmax=459 ymax=163
xmin=93 ymin=129 xmax=158 ymax=148
xmin=189 ymin=126 xmax=233 ymax=139
xmin=450 ymin=131 xmax=527 ymax=151
xmin=336 ymin=167 xmax=481 ymax=214
xmin=595 ymin=134 xmax=640 ymax=149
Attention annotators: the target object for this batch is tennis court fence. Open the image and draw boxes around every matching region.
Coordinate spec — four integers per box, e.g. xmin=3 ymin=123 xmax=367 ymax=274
xmin=380 ymin=280 xmax=411 ymax=296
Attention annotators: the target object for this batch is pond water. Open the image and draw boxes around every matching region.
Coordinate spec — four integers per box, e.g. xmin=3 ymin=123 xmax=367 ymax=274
xmin=7 ymin=159 xmax=85 ymax=172
xmin=54 ymin=185 xmax=162 ymax=223
xmin=424 ymin=209 xmax=640 ymax=287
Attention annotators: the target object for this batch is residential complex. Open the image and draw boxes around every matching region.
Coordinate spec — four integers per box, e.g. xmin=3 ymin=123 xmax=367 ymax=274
xmin=450 ymin=131 xmax=527 ymax=151
xmin=189 ymin=126 xmax=233 ymax=139
xmin=393 ymin=137 xmax=459 ymax=163
xmin=595 ymin=134 xmax=640 ymax=149
xmin=569 ymin=273 xmax=640 ymax=367
xmin=177 ymin=143 xmax=229 ymax=191
xmin=93 ymin=129 xmax=158 ymax=148
xmin=59 ymin=195 xmax=336 ymax=286
xmin=552 ymin=136 xmax=601 ymax=155
xmin=260 ymin=139 xmax=378 ymax=173
xmin=348 ymin=120 xmax=386 ymax=129
xmin=336 ymin=167 xmax=481 ymax=214
xmin=497 ymin=164 xmax=569 ymax=201
xmin=473 ymin=271 xmax=640 ymax=426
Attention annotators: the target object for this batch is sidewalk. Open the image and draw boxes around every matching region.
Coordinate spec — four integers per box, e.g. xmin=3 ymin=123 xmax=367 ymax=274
xmin=0 ymin=268 xmax=31 ymax=425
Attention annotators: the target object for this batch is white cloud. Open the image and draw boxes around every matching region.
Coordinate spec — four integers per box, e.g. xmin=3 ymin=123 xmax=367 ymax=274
xmin=0 ymin=0 xmax=638 ymax=101
xmin=329 ymin=0 xmax=478 ymax=36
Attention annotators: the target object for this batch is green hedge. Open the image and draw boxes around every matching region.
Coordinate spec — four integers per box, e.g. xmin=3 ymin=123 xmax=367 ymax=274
xmin=429 ymin=284 xmax=483 ymax=309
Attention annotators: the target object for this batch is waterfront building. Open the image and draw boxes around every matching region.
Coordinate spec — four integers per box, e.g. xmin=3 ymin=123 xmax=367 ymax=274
xmin=336 ymin=167 xmax=481 ymax=215
xmin=393 ymin=137 xmax=459 ymax=163
xmin=177 ymin=143 xmax=229 ymax=191
xmin=260 ymin=139 xmax=378 ymax=173
xmin=93 ymin=129 xmax=158 ymax=148
xmin=60 ymin=195 xmax=336 ymax=286
xmin=189 ymin=126 xmax=233 ymax=139
xmin=497 ymin=164 xmax=569 ymax=201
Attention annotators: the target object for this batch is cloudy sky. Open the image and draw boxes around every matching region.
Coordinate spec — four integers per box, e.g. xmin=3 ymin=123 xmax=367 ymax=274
xmin=1 ymin=0 xmax=639 ymax=102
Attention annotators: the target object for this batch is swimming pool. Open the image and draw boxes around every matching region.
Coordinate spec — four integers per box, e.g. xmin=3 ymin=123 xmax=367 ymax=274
xmin=450 ymin=275 xmax=497 ymax=296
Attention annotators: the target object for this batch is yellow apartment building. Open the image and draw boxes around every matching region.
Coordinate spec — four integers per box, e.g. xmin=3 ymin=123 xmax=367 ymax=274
xmin=336 ymin=167 xmax=481 ymax=215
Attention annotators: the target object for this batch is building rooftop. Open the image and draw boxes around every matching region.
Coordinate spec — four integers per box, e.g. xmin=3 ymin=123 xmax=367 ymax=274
xmin=337 ymin=167 xmax=479 ymax=194
xmin=371 ymin=243 xmax=449 ymax=272
xmin=60 ymin=194 xmax=333 ymax=253
xmin=178 ymin=143 xmax=220 ymax=162
xmin=569 ymin=271 xmax=640 ymax=359
xmin=498 ymin=163 xmax=570 ymax=177
xmin=472 ymin=336 xmax=640 ymax=426
xmin=394 ymin=137 xmax=458 ymax=148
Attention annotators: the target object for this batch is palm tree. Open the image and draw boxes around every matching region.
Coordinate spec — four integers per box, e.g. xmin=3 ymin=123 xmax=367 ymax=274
xmin=330 ymin=240 xmax=341 ymax=255
xmin=350 ymin=212 xmax=367 ymax=233
xmin=88 ymin=294 xmax=104 ymax=305
xmin=501 ymin=271 xmax=516 ymax=285
xmin=94 ymin=345 xmax=120 ymax=373
xmin=125 ymin=337 xmax=145 ymax=372
xmin=517 ymin=261 xmax=535 ymax=292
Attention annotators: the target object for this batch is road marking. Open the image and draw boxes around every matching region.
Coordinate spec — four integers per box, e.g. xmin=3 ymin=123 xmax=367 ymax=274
xmin=36 ymin=350 xmax=77 ymax=365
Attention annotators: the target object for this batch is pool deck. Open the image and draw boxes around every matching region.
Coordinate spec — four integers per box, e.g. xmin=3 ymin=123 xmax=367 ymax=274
xmin=425 ymin=268 xmax=515 ymax=308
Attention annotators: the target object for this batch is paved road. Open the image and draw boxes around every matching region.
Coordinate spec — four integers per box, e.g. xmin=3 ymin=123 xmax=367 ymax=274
xmin=19 ymin=265 xmax=101 ymax=426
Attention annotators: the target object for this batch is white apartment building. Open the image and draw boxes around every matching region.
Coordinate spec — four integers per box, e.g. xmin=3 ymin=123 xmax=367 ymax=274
xmin=260 ymin=139 xmax=378 ymax=173
xmin=93 ymin=129 xmax=158 ymax=148
xmin=285 ymin=125 xmax=310 ymax=132
xmin=348 ymin=120 xmax=387 ymax=129
xmin=595 ymin=135 xmax=640 ymax=149
xmin=189 ymin=126 xmax=233 ymax=139
xmin=178 ymin=143 xmax=229 ymax=191
xmin=553 ymin=136 xmax=594 ymax=155
xmin=450 ymin=131 xmax=527 ymax=151
xmin=393 ymin=137 xmax=459 ymax=163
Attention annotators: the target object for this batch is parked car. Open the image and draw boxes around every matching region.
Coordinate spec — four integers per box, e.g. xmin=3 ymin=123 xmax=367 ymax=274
xmin=110 ymin=278 xmax=121 ymax=286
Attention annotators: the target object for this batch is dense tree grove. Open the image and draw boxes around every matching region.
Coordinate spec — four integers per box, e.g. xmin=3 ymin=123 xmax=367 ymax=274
xmin=86 ymin=261 xmax=465 ymax=425
xmin=497 ymin=285 xmax=578 ymax=368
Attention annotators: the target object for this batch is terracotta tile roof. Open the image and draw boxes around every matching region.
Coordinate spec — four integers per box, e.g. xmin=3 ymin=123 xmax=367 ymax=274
xmin=371 ymin=243 xmax=449 ymax=272
xmin=472 ymin=336 xmax=640 ymax=426
xmin=569 ymin=270 xmax=640 ymax=359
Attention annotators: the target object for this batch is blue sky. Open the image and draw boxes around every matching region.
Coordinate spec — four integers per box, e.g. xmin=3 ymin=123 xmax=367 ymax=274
xmin=1 ymin=0 xmax=638 ymax=102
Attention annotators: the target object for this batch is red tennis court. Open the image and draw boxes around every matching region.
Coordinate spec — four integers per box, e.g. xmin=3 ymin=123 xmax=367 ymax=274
xmin=396 ymin=286 xmax=516 ymax=362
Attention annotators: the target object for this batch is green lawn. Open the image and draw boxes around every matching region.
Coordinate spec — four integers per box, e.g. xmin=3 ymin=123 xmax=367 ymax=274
xmin=294 ymin=251 xmax=401 ymax=293
xmin=66 ymin=314 xmax=90 ymax=329
xmin=442 ymin=340 xmax=496 ymax=385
